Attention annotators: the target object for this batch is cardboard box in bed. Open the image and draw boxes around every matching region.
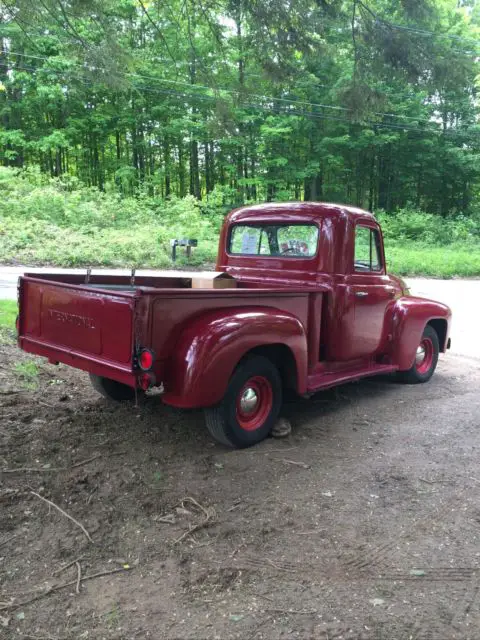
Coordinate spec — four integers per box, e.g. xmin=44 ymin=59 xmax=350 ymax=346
xmin=191 ymin=272 xmax=237 ymax=289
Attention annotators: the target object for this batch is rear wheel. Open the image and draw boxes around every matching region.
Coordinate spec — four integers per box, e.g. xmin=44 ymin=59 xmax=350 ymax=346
xmin=397 ymin=325 xmax=439 ymax=384
xmin=89 ymin=374 xmax=137 ymax=402
xmin=204 ymin=355 xmax=282 ymax=448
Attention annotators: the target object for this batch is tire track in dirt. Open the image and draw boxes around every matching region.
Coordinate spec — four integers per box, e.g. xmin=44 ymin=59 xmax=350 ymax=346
xmin=343 ymin=539 xmax=399 ymax=572
xmin=450 ymin=575 xmax=480 ymax=633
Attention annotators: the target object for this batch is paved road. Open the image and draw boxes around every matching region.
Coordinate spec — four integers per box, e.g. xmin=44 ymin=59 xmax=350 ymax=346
xmin=1 ymin=266 xmax=477 ymax=358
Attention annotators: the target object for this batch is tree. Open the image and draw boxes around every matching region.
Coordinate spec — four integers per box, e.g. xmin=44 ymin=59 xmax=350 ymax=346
xmin=0 ymin=0 xmax=479 ymax=214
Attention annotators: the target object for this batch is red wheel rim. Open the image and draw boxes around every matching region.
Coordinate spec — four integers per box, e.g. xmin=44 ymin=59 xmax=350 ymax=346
xmin=236 ymin=376 xmax=273 ymax=432
xmin=415 ymin=337 xmax=434 ymax=374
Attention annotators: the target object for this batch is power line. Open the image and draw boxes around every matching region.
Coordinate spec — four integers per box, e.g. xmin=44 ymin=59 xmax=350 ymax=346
xmin=5 ymin=49 xmax=476 ymax=129
xmin=358 ymin=0 xmax=480 ymax=51
xmin=2 ymin=60 xmax=479 ymax=143
xmin=3 ymin=60 xmax=478 ymax=140
xmin=5 ymin=35 xmax=479 ymax=107
xmin=0 ymin=59 xmax=438 ymax=130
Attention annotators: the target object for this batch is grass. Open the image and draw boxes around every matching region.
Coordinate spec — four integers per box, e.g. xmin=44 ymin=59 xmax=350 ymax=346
xmin=0 ymin=299 xmax=17 ymax=343
xmin=14 ymin=360 xmax=40 ymax=389
xmin=0 ymin=300 xmax=40 ymax=387
xmin=386 ymin=244 xmax=480 ymax=278
xmin=1 ymin=226 xmax=479 ymax=277
xmin=0 ymin=299 xmax=17 ymax=329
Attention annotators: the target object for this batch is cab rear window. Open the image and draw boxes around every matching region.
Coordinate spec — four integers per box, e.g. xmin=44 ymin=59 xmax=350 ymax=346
xmin=229 ymin=224 xmax=319 ymax=258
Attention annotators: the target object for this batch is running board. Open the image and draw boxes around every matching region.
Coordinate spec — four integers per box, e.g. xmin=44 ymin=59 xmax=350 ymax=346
xmin=307 ymin=364 xmax=398 ymax=394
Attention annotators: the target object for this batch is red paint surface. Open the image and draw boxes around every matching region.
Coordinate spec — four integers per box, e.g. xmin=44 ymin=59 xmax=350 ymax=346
xmin=18 ymin=202 xmax=452 ymax=408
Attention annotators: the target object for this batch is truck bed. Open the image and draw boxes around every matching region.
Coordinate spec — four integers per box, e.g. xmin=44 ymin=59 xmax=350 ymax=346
xmin=18 ymin=272 xmax=324 ymax=389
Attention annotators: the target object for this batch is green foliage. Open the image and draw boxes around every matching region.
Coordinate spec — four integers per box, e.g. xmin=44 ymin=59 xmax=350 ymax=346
xmin=1 ymin=168 xmax=480 ymax=277
xmin=0 ymin=0 xmax=479 ymax=215
xmin=377 ymin=208 xmax=480 ymax=245
xmin=0 ymin=167 xmax=220 ymax=267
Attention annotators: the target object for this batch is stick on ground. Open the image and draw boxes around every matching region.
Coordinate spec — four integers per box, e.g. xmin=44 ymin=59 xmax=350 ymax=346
xmin=173 ymin=497 xmax=215 ymax=544
xmin=0 ymin=534 xmax=16 ymax=548
xmin=75 ymin=562 xmax=82 ymax=594
xmin=2 ymin=467 xmax=64 ymax=474
xmin=0 ymin=567 xmax=133 ymax=613
xmin=71 ymin=454 xmax=101 ymax=469
xmin=30 ymin=491 xmax=93 ymax=544
xmin=273 ymin=458 xmax=310 ymax=469
xmin=3 ymin=454 xmax=102 ymax=474
xmin=52 ymin=556 xmax=84 ymax=576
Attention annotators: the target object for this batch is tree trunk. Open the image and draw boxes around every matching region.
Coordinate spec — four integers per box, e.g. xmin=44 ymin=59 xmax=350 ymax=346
xmin=368 ymin=150 xmax=375 ymax=212
xmin=204 ymin=141 xmax=214 ymax=194
xmin=178 ymin=142 xmax=186 ymax=197
xmin=164 ymin=138 xmax=171 ymax=197
xmin=116 ymin=131 xmax=121 ymax=161
xmin=190 ymin=138 xmax=201 ymax=199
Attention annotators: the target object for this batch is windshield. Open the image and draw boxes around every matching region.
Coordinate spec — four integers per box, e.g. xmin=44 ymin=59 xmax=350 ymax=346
xmin=229 ymin=224 xmax=319 ymax=258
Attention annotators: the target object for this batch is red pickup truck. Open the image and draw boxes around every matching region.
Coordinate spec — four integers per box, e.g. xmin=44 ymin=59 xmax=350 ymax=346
xmin=17 ymin=203 xmax=451 ymax=448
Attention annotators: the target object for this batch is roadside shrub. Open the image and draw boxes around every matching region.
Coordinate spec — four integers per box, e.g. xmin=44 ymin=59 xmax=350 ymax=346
xmin=377 ymin=207 xmax=480 ymax=245
xmin=1 ymin=166 xmax=480 ymax=275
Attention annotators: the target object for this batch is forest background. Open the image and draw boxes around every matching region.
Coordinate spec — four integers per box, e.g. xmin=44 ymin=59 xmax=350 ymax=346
xmin=1 ymin=0 xmax=480 ymax=276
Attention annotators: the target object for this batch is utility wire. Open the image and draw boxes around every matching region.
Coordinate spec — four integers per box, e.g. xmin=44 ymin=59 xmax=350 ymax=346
xmin=3 ymin=61 xmax=479 ymax=142
xmin=5 ymin=50 xmax=476 ymax=128
xmin=5 ymin=60 xmax=478 ymax=139
xmin=358 ymin=0 xmax=480 ymax=50
xmin=0 ymin=59 xmax=445 ymax=130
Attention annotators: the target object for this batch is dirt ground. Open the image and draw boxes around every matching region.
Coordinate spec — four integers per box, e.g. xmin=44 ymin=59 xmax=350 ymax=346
xmin=1 ymin=339 xmax=479 ymax=640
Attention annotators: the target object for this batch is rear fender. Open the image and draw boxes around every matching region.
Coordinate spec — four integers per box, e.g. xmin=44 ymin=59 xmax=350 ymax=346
xmin=162 ymin=307 xmax=308 ymax=408
xmin=391 ymin=297 xmax=451 ymax=371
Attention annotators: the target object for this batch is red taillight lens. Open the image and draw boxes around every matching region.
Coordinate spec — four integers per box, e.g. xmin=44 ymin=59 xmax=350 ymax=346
xmin=138 ymin=372 xmax=155 ymax=390
xmin=138 ymin=349 xmax=154 ymax=371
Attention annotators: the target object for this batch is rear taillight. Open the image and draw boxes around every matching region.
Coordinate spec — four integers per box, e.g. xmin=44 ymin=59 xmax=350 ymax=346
xmin=138 ymin=372 xmax=155 ymax=390
xmin=137 ymin=348 xmax=154 ymax=371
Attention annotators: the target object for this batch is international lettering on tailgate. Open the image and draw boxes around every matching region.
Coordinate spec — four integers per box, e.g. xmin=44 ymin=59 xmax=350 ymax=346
xmin=41 ymin=290 xmax=102 ymax=355
xmin=48 ymin=308 xmax=96 ymax=330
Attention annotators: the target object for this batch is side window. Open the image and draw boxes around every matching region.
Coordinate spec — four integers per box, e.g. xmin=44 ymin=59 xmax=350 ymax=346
xmin=354 ymin=226 xmax=382 ymax=272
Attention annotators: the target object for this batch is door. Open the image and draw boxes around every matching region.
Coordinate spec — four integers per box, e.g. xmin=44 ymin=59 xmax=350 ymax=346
xmin=341 ymin=223 xmax=395 ymax=360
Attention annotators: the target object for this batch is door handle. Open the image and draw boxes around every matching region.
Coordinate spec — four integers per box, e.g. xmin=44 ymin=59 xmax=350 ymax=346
xmin=355 ymin=291 xmax=368 ymax=298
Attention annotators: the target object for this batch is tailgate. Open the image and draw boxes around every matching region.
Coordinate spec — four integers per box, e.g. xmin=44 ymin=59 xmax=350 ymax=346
xmin=18 ymin=277 xmax=137 ymax=383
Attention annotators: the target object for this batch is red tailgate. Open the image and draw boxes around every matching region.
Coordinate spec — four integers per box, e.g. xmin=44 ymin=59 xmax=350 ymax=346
xmin=18 ymin=277 xmax=137 ymax=385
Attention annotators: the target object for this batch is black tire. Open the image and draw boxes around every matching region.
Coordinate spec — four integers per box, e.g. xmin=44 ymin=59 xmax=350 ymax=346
xmin=397 ymin=325 xmax=439 ymax=384
xmin=89 ymin=373 xmax=138 ymax=402
xmin=204 ymin=355 xmax=282 ymax=448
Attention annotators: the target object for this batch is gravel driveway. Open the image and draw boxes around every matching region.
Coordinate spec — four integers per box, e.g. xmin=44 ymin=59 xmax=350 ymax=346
xmin=0 ymin=267 xmax=479 ymax=638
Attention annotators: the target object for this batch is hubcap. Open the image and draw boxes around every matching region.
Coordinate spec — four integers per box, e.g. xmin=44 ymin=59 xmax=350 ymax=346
xmin=236 ymin=376 xmax=274 ymax=432
xmin=239 ymin=387 xmax=259 ymax=414
xmin=415 ymin=337 xmax=434 ymax=374
xmin=415 ymin=345 xmax=426 ymax=365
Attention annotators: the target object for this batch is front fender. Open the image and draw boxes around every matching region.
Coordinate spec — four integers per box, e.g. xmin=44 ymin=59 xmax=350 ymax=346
xmin=162 ymin=307 xmax=308 ymax=408
xmin=391 ymin=296 xmax=452 ymax=371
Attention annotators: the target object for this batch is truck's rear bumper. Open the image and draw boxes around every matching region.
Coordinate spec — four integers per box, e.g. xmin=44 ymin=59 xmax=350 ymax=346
xmin=19 ymin=336 xmax=137 ymax=388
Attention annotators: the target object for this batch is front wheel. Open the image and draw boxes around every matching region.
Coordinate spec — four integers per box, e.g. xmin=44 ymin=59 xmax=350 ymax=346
xmin=397 ymin=325 xmax=439 ymax=384
xmin=204 ymin=355 xmax=282 ymax=448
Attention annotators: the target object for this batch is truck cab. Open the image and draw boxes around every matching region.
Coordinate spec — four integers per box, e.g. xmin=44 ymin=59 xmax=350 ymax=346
xmin=217 ymin=202 xmax=449 ymax=373
xmin=17 ymin=202 xmax=451 ymax=448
